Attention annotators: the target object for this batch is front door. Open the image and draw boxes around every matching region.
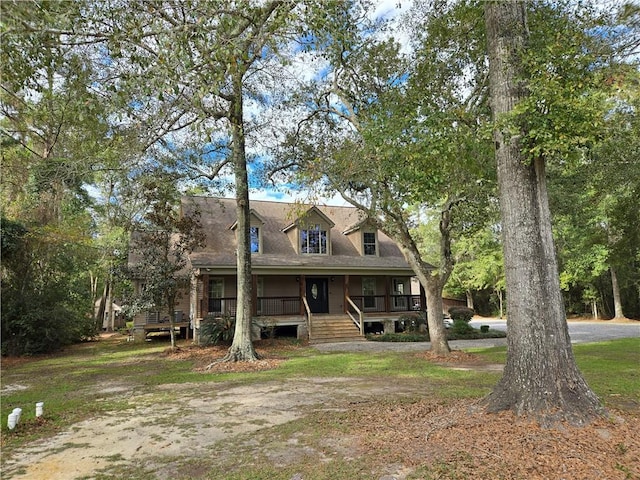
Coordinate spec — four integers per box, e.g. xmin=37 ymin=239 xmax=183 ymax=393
xmin=306 ymin=278 xmax=329 ymax=313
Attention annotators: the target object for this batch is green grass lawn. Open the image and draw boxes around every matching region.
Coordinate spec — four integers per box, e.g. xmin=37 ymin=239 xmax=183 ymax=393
xmin=1 ymin=336 xmax=638 ymax=455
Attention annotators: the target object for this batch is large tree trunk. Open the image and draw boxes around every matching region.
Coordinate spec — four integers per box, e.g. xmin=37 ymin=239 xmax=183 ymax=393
xmin=483 ymin=1 xmax=602 ymax=426
xmin=610 ymin=266 xmax=626 ymax=319
xmin=397 ymin=240 xmax=450 ymax=355
xmin=222 ymin=73 xmax=260 ymax=362
xmin=423 ymin=275 xmax=450 ymax=355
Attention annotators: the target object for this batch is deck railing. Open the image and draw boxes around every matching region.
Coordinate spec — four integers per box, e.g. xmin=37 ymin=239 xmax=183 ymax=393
xmin=199 ymin=295 xmax=420 ymax=318
xmin=257 ymin=296 xmax=301 ymax=316
xmin=201 ymin=296 xmax=301 ymax=317
xmin=202 ymin=297 xmax=238 ymax=317
xmin=348 ymin=295 xmax=422 ymax=313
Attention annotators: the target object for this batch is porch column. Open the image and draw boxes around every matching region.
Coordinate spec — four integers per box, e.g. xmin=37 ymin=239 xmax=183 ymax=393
xmin=192 ymin=272 xmax=204 ymax=345
xmin=251 ymin=274 xmax=258 ymax=317
xmin=299 ymin=274 xmax=306 ymax=315
xmin=343 ymin=274 xmax=350 ymax=313
xmin=385 ymin=276 xmax=391 ymax=313
xmin=202 ymin=275 xmax=209 ymax=316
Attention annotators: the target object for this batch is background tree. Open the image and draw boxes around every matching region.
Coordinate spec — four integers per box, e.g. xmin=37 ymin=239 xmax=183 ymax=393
xmin=550 ymin=66 xmax=640 ymax=320
xmin=88 ymin=0 xmax=319 ymax=361
xmin=447 ymin=226 xmax=505 ymax=317
xmin=128 ymin=171 xmax=204 ymax=350
xmin=275 ymin=1 xmax=494 ymax=355
xmin=1 ymin=0 xmax=122 ymax=352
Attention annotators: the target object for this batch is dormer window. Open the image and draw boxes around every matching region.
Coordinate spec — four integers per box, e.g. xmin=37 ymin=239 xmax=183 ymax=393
xmin=250 ymin=226 xmax=260 ymax=253
xmin=230 ymin=209 xmax=264 ymax=254
xmin=363 ymin=231 xmax=377 ymax=256
xmin=301 ymin=224 xmax=327 ymax=254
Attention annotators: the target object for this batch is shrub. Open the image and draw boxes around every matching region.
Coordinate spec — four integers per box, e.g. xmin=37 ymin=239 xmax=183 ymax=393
xmin=451 ymin=319 xmax=474 ymax=335
xmin=200 ymin=314 xmax=235 ymax=345
xmin=366 ymin=332 xmax=429 ymax=342
xmin=398 ymin=313 xmax=426 ymax=333
xmin=448 ymin=306 xmax=475 ymax=323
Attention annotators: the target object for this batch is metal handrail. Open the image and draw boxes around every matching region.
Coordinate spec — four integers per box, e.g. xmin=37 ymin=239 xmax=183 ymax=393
xmin=346 ymin=296 xmax=364 ymax=336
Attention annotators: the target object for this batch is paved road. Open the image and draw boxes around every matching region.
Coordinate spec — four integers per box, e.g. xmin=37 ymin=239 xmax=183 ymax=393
xmin=470 ymin=319 xmax=640 ymax=344
xmin=314 ymin=319 xmax=639 ymax=353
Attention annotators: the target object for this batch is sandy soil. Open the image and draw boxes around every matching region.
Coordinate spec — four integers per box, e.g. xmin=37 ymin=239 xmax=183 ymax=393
xmin=1 ymin=375 xmax=430 ymax=480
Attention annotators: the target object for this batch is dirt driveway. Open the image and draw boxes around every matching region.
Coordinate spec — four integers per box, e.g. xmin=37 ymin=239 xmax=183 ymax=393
xmin=2 ymin=334 xmax=638 ymax=480
xmin=2 ymin=374 xmax=431 ymax=480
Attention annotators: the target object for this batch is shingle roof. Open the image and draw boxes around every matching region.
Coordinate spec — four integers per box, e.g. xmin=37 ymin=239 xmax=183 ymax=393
xmin=182 ymin=196 xmax=416 ymax=274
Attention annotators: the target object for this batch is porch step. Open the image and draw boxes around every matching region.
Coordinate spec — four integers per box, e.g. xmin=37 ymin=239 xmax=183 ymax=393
xmin=309 ymin=315 xmax=365 ymax=344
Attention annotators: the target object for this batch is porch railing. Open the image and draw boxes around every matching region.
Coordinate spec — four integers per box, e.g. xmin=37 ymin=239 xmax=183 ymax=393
xmin=346 ymin=296 xmax=364 ymax=335
xmin=257 ymin=296 xmax=301 ymax=316
xmin=202 ymin=297 xmax=238 ymax=317
xmin=201 ymin=296 xmax=301 ymax=317
xmin=302 ymin=296 xmax=312 ymax=341
xmin=348 ymin=295 xmax=422 ymax=313
xmin=198 ymin=294 xmax=421 ymax=318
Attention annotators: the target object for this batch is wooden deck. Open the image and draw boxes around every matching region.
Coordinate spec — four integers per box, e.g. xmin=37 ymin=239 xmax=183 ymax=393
xmin=143 ymin=321 xmax=192 ymax=339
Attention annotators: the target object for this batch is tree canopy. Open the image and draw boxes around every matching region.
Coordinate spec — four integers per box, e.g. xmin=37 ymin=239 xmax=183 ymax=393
xmin=1 ymin=0 xmax=638 ymax=375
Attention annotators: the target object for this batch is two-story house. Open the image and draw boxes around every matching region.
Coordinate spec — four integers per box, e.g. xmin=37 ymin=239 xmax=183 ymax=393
xmin=133 ymin=196 xmax=428 ymax=343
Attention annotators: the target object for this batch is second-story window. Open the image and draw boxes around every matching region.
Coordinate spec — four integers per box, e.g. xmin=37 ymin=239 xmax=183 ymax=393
xmin=250 ymin=226 xmax=260 ymax=253
xmin=301 ymin=224 xmax=327 ymax=254
xmin=363 ymin=231 xmax=377 ymax=255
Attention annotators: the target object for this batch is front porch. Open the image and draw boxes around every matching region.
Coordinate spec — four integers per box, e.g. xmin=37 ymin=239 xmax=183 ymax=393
xmin=194 ymin=292 xmax=425 ymax=344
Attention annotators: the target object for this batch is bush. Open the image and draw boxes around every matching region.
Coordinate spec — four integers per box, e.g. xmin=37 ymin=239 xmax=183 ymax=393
xmin=398 ymin=313 xmax=426 ymax=333
xmin=200 ymin=315 xmax=235 ymax=345
xmin=451 ymin=319 xmax=474 ymax=335
xmin=1 ymin=217 xmax=98 ymax=355
xmin=366 ymin=332 xmax=430 ymax=342
xmin=448 ymin=306 xmax=475 ymax=323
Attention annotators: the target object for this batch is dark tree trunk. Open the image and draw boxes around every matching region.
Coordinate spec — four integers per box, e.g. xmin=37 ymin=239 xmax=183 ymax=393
xmin=483 ymin=1 xmax=602 ymax=426
xmin=222 ymin=72 xmax=260 ymax=362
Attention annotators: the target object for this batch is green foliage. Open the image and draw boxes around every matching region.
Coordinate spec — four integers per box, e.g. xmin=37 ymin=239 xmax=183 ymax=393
xmin=448 ymin=306 xmax=475 ymax=323
xmin=127 ymin=175 xmax=204 ymax=345
xmin=549 ymin=65 xmax=640 ymax=318
xmin=1 ymin=217 xmax=97 ymax=355
xmin=398 ymin=313 xmax=426 ymax=333
xmin=366 ymin=333 xmax=430 ymax=343
xmin=200 ymin=315 xmax=236 ymax=346
xmin=447 ymin=227 xmax=505 ymax=311
xmin=451 ymin=319 xmax=475 ymax=336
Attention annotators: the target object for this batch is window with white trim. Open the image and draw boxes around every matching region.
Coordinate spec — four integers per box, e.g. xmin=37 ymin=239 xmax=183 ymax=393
xmin=300 ymin=224 xmax=327 ymax=254
xmin=363 ymin=231 xmax=377 ymax=255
